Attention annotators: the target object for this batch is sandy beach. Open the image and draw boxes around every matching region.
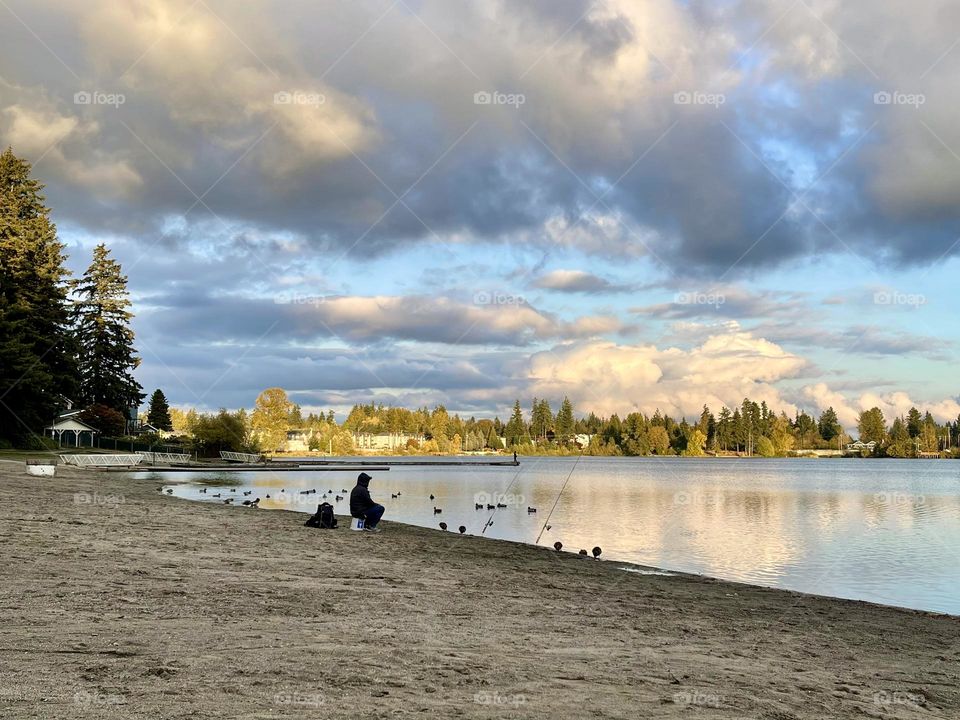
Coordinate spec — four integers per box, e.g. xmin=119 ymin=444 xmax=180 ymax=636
xmin=1 ymin=459 xmax=958 ymax=719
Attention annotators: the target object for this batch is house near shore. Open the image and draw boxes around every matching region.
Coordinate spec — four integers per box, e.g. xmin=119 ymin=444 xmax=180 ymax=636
xmin=845 ymin=440 xmax=877 ymax=453
xmin=284 ymin=429 xmax=312 ymax=452
xmin=353 ymin=431 xmax=422 ymax=452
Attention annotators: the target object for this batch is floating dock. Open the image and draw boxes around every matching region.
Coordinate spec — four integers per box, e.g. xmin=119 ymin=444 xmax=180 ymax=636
xmin=108 ymin=459 xmax=519 ymax=473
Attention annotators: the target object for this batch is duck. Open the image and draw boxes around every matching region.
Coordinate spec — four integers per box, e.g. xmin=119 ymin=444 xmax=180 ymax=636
xmin=341 ymin=488 xmax=348 ymax=493
xmin=496 ymin=503 xmax=507 ymax=508
xmin=242 ymin=497 xmax=260 ymax=507
xmin=429 ymin=494 xmax=435 ymax=500
xmin=335 ymin=495 xmax=343 ymax=502
xmin=553 ymin=541 xmax=563 ymax=552
xmin=486 ymin=503 xmax=495 ymax=510
xmin=265 ymin=494 xmax=271 ymax=499
xmin=475 ymin=503 xmax=483 ymax=510
xmin=300 ymin=490 xmax=311 ymax=495
xmin=395 ymin=492 xmax=402 ymax=497
xmin=391 ymin=494 xmax=398 ymax=499
xmin=230 ymin=488 xmax=236 ymax=493
xmin=579 ymin=549 xmax=588 ymax=556
xmin=545 ymin=525 xmax=552 ymax=531
xmin=212 ymin=493 xmax=221 ymax=498
xmin=439 ymin=522 xmax=447 ymax=531
xmin=433 ymin=507 xmax=442 ymax=514
xmin=243 ymin=491 xmax=252 ymax=496
xmin=458 ymin=526 xmax=466 ymax=534
xmin=199 ymin=488 xmax=207 ymax=494
xmin=592 ymin=546 xmax=602 ymax=559
xmin=223 ymin=498 xmax=233 ymax=504
xmin=527 ymin=507 xmax=537 ymax=513
xmin=166 ymin=489 xmax=173 ymax=494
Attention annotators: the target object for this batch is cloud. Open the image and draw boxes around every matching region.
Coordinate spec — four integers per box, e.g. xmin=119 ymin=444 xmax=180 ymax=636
xmin=5 ymin=0 xmax=960 ymax=272
xmin=803 ymin=382 xmax=960 ymax=430
xmin=526 ymin=329 xmax=807 ymax=418
xmin=532 ymin=269 xmax=631 ymax=293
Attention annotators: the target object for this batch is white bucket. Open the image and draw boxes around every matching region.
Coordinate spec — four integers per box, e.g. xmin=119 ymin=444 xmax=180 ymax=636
xmin=351 ymin=517 xmax=365 ymax=531
xmin=26 ymin=464 xmax=56 ymax=477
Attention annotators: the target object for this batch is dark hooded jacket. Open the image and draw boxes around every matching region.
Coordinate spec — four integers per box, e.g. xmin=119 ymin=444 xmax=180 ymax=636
xmin=350 ymin=473 xmax=375 ymax=517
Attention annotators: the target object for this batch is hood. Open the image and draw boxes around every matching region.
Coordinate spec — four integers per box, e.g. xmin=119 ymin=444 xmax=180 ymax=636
xmin=357 ymin=472 xmax=372 ymax=487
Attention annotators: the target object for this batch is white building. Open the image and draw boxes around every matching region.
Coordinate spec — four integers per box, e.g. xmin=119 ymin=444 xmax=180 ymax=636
xmin=353 ymin=432 xmax=422 ymax=452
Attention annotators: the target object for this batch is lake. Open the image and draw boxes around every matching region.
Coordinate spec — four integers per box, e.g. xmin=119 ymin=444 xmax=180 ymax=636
xmin=146 ymin=456 xmax=960 ymax=615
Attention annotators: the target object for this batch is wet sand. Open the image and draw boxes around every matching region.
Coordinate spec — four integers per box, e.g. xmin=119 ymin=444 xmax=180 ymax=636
xmin=1 ymin=460 xmax=958 ymax=719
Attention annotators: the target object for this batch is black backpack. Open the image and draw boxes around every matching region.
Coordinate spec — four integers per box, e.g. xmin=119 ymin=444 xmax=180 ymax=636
xmin=304 ymin=502 xmax=337 ymax=529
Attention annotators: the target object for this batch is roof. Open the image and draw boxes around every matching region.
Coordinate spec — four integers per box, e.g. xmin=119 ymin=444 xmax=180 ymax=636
xmin=45 ymin=418 xmax=98 ymax=433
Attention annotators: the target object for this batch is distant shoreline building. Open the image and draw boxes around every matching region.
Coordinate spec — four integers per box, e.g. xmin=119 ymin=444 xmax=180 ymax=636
xmin=353 ymin=432 xmax=423 ymax=452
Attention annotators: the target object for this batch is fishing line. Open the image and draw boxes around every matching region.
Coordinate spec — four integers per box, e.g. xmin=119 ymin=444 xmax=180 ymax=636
xmin=535 ymin=450 xmax=583 ymax=544
xmin=481 ymin=461 xmax=525 ymax=535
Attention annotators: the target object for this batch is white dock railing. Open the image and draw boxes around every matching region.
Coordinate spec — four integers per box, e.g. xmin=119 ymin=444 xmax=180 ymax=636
xmin=219 ymin=451 xmax=263 ymax=463
xmin=138 ymin=452 xmax=192 ymax=465
xmin=59 ymin=454 xmax=143 ymax=467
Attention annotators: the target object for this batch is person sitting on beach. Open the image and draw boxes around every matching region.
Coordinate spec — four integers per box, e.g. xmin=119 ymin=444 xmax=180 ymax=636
xmin=350 ymin=472 xmax=384 ymax=532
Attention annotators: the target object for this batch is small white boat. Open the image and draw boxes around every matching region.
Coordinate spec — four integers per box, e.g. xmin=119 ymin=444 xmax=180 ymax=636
xmin=25 ymin=460 xmax=57 ymax=477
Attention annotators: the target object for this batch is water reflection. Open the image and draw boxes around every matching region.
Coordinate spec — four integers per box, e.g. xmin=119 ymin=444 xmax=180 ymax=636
xmin=142 ymin=457 xmax=960 ymax=614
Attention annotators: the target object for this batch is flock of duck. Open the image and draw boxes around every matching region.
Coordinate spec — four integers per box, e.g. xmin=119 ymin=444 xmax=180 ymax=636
xmin=163 ymin=485 xmax=602 ymax=558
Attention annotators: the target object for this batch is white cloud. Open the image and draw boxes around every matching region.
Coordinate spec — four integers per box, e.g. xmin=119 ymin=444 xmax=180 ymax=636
xmin=527 ymin=329 xmax=806 ymax=418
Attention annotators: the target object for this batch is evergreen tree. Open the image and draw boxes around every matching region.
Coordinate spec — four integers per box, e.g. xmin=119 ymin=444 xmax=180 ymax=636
xmin=504 ymin=399 xmax=525 ymax=446
xmin=906 ymin=407 xmax=922 ymax=438
xmin=73 ymin=243 xmax=143 ymax=414
xmin=0 ymin=148 xmax=77 ymax=444
xmin=555 ymin=396 xmax=575 ymax=444
xmin=146 ymin=389 xmax=173 ymax=430
xmin=817 ymin=407 xmax=842 ymax=441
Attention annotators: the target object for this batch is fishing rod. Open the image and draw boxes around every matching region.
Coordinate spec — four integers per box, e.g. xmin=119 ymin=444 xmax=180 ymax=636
xmin=481 ymin=461 xmax=525 ymax=535
xmin=535 ymin=450 xmax=583 ymax=544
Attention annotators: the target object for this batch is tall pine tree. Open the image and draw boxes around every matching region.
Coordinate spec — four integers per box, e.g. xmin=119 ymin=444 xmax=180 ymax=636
xmin=73 ymin=244 xmax=143 ymax=415
xmin=146 ymin=389 xmax=173 ymax=430
xmin=0 ymin=148 xmax=77 ymax=444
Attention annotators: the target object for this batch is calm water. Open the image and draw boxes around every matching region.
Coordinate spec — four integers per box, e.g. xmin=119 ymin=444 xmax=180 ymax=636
xmin=144 ymin=457 xmax=960 ymax=615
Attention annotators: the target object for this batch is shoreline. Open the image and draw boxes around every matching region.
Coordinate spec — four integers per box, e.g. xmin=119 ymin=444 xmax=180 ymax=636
xmin=158 ymin=472 xmax=955 ymax=620
xmin=3 ymin=461 xmax=959 ymax=718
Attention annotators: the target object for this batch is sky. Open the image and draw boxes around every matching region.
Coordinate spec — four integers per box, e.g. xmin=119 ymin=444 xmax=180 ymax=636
xmin=2 ymin=0 xmax=959 ymax=429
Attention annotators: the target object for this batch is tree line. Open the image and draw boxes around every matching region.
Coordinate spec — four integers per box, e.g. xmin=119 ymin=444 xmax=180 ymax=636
xmin=0 ymin=148 xmax=142 ymax=447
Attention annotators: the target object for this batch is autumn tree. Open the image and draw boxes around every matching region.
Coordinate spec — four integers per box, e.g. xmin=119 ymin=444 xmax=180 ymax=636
xmin=251 ymin=387 xmax=293 ymax=452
